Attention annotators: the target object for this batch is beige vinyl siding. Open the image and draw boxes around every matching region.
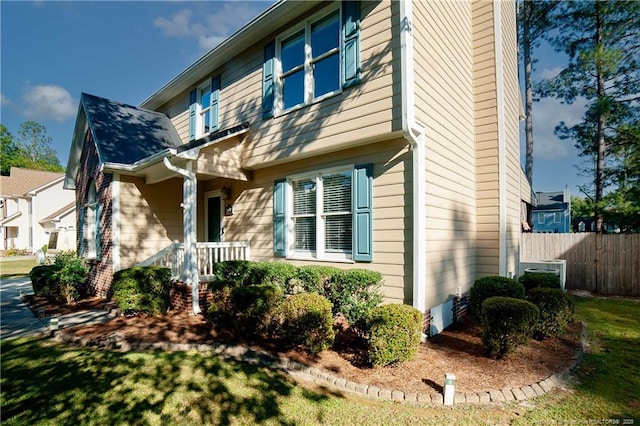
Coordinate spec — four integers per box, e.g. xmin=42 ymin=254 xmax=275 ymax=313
xmin=200 ymin=138 xmax=412 ymax=303
xmin=472 ymin=0 xmax=500 ymax=277
xmin=413 ymin=0 xmax=477 ymax=308
xmin=158 ymin=1 xmax=402 ymax=172
xmin=118 ymin=176 xmax=183 ymax=269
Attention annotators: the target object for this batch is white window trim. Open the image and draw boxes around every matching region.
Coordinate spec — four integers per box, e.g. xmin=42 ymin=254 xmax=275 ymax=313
xmin=274 ymin=3 xmax=342 ymax=116
xmin=285 ymin=164 xmax=355 ymax=263
xmin=196 ymin=79 xmax=212 ymax=139
xmin=85 ymin=181 xmax=99 ymax=260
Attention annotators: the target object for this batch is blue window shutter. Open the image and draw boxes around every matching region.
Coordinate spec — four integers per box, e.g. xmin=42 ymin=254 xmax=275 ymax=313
xmin=78 ymin=206 xmax=86 ymax=257
xmin=342 ymin=1 xmax=361 ymax=88
xmin=263 ymin=41 xmax=275 ymax=119
xmin=273 ymin=179 xmax=286 ymax=257
xmin=188 ymin=89 xmax=197 ymax=141
xmin=353 ymin=164 xmax=373 ymax=262
xmin=211 ymin=75 xmax=220 ymax=132
xmin=95 ymin=204 xmax=102 ymax=260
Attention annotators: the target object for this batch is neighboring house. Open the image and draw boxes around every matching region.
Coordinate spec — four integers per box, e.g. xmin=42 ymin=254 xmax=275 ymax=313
xmin=0 ymin=167 xmax=76 ymax=252
xmin=571 ymin=217 xmax=621 ymax=234
xmin=65 ymin=0 xmax=530 ymax=336
xmin=532 ymin=190 xmax=571 ymax=233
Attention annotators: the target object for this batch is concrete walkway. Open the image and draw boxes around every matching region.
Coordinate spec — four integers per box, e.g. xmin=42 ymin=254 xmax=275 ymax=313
xmin=0 ymin=276 xmax=113 ymax=340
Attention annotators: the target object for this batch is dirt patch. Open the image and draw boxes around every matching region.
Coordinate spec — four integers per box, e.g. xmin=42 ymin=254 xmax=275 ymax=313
xmin=51 ymin=298 xmax=580 ymax=395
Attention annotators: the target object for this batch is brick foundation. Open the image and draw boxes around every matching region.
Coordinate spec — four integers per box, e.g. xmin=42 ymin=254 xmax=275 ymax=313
xmin=170 ymin=282 xmax=213 ymax=313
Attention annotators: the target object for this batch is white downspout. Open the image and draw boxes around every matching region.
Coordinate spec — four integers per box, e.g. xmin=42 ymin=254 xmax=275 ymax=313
xmin=400 ymin=0 xmax=427 ymax=340
xmin=162 ymin=157 xmax=201 ymax=315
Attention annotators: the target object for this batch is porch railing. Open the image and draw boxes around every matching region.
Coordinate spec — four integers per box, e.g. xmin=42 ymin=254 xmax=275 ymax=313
xmin=137 ymin=240 xmax=251 ymax=280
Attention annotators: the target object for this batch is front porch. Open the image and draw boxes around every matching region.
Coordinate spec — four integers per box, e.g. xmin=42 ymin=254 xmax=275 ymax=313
xmin=138 ymin=240 xmax=251 ymax=281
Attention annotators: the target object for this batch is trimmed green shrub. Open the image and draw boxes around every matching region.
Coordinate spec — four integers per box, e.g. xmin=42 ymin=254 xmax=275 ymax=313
xmin=112 ymin=266 xmax=172 ymax=314
xmin=52 ymin=251 xmax=88 ymax=303
xmin=329 ymin=269 xmax=383 ymax=325
xmin=297 ymin=265 xmax=341 ymax=295
xmin=212 ymin=260 xmax=253 ymax=284
xmin=481 ymin=296 xmax=540 ymax=358
xmin=30 ymin=265 xmax=58 ymax=297
xmin=275 ymin=293 xmax=335 ymax=353
xmin=229 ymin=284 xmax=284 ymax=337
xmin=248 ymin=262 xmax=299 ymax=293
xmin=527 ymin=287 xmax=574 ymax=339
xmin=207 ymin=282 xmax=235 ymax=328
xmin=364 ymin=304 xmax=423 ymax=367
xmin=469 ymin=276 xmax=525 ymax=317
xmin=519 ymin=271 xmax=561 ymax=293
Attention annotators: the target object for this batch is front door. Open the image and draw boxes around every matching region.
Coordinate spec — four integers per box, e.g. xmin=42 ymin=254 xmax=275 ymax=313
xmin=206 ymin=195 xmax=223 ymax=242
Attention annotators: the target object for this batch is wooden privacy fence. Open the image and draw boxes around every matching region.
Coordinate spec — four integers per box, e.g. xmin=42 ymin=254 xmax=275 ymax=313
xmin=521 ymin=233 xmax=640 ymax=297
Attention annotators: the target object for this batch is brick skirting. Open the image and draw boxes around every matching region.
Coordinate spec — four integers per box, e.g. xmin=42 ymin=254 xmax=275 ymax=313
xmin=169 ymin=282 xmax=213 ymax=312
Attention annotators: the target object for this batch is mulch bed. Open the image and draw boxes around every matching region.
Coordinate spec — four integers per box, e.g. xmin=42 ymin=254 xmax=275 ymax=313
xmin=39 ymin=295 xmax=581 ymax=395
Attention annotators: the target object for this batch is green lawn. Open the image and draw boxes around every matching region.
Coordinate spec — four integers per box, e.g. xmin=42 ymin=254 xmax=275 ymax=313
xmin=1 ymin=296 xmax=638 ymax=425
xmin=0 ymin=258 xmax=37 ymax=278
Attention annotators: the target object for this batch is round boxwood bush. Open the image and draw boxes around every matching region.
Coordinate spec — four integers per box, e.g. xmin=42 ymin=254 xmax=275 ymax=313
xmin=30 ymin=265 xmax=58 ymax=297
xmin=364 ymin=304 xmax=423 ymax=367
xmin=481 ymin=296 xmax=540 ymax=358
xmin=230 ymin=284 xmax=284 ymax=336
xmin=213 ymin=260 xmax=253 ymax=284
xmin=330 ymin=269 xmax=383 ymax=325
xmin=469 ymin=276 xmax=525 ymax=317
xmin=112 ymin=266 xmax=171 ymax=314
xmin=275 ymin=293 xmax=335 ymax=354
xmin=527 ymin=287 xmax=574 ymax=339
xmin=519 ymin=271 xmax=561 ymax=293
xmin=296 ymin=265 xmax=341 ymax=295
xmin=248 ymin=262 xmax=299 ymax=293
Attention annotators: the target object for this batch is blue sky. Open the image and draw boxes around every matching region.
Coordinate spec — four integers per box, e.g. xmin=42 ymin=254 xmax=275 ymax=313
xmin=1 ymin=1 xmax=588 ymax=197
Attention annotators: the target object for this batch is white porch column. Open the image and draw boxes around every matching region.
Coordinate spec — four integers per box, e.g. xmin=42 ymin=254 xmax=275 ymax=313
xmin=163 ymin=158 xmax=201 ymax=314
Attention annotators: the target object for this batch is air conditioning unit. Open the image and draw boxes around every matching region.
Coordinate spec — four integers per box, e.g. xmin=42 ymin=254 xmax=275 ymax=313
xmin=520 ymin=259 xmax=567 ymax=290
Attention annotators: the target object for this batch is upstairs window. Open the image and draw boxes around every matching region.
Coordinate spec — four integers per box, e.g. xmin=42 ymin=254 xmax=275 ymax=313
xmin=278 ymin=9 xmax=340 ymax=111
xmin=263 ymin=1 xmax=360 ymax=118
xmin=554 ymin=212 xmax=562 ymax=223
xmin=189 ymin=76 xmax=220 ymax=141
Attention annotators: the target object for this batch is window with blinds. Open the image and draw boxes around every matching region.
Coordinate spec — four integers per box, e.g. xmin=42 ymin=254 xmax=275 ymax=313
xmin=323 ymin=171 xmax=352 ymax=253
xmin=289 ymin=169 xmax=352 ymax=259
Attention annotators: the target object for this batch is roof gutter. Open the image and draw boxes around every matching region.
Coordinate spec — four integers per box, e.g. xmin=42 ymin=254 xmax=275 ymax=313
xmin=162 ymin=157 xmax=201 ymax=315
xmin=102 ymin=148 xmax=177 ymax=173
xmin=400 ymin=0 xmax=427 ymax=339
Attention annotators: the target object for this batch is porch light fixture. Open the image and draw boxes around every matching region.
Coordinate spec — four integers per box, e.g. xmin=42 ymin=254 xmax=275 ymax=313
xmin=225 ymin=204 xmax=234 ymax=216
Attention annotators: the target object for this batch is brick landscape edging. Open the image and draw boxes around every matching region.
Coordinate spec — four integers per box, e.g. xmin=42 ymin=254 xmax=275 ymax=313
xmin=54 ymin=321 xmax=587 ymax=407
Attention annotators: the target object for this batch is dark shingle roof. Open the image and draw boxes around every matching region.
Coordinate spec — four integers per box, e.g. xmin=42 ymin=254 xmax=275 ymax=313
xmin=534 ymin=191 xmax=567 ymax=210
xmin=82 ymin=93 xmax=182 ymax=165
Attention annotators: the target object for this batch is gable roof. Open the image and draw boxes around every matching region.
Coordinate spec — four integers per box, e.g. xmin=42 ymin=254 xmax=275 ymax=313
xmin=534 ymin=191 xmax=568 ymax=210
xmin=0 ymin=168 xmax=64 ymax=197
xmin=65 ymin=93 xmax=183 ymax=189
xmin=39 ymin=202 xmax=75 ymax=225
xmin=82 ymin=93 xmax=182 ymax=164
xmin=140 ymin=0 xmax=322 ymax=111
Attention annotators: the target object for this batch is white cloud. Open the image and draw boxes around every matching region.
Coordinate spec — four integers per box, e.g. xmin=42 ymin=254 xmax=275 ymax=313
xmin=154 ymin=9 xmax=194 ymax=37
xmin=154 ymin=2 xmax=268 ymax=52
xmin=0 ymin=94 xmax=11 ymax=106
xmin=531 ymin=97 xmax=587 ymax=160
xmin=21 ymin=84 xmax=76 ymax=122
